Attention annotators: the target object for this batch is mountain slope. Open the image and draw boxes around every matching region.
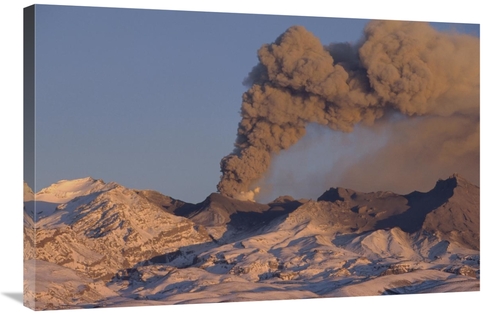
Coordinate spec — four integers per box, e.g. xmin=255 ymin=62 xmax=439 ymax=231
xmin=421 ymin=174 xmax=480 ymax=250
xmin=26 ymin=179 xmax=213 ymax=281
xmin=174 ymin=192 xmax=301 ymax=242
xmin=370 ymin=174 xmax=479 ymax=249
xmin=24 ymin=177 xmax=113 ymax=221
xmin=317 ymin=174 xmax=479 ymax=250
xmin=25 ymin=175 xmax=480 ymax=310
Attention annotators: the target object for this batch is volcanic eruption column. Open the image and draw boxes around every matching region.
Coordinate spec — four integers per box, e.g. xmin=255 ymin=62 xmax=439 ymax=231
xmin=217 ymin=20 xmax=479 ymax=201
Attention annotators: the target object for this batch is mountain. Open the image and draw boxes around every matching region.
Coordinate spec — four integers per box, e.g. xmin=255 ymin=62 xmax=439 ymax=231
xmin=24 ymin=175 xmax=480 ymax=310
xmin=24 ymin=178 xmax=213 ymax=307
xmin=35 ymin=177 xmax=108 ymax=203
xmin=173 ymin=193 xmax=303 ymax=242
xmin=178 ymin=192 xmax=270 ymax=226
xmin=24 ymin=177 xmax=112 ymax=221
xmin=317 ymin=174 xmax=479 ymax=249
xmin=420 ymin=174 xmax=479 ymax=250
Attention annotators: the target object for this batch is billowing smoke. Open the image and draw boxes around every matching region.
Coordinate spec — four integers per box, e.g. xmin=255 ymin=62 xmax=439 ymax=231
xmin=217 ymin=20 xmax=479 ymax=201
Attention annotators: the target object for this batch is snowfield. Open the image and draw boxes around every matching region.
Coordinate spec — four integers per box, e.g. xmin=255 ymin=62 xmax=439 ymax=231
xmin=23 ymin=174 xmax=479 ymax=310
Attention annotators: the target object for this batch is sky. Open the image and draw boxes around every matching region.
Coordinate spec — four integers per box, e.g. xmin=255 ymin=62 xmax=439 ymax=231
xmin=31 ymin=4 xmax=479 ymax=203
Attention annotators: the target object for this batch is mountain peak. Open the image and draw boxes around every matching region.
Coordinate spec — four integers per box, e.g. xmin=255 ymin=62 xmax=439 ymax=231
xmin=201 ymin=192 xmax=268 ymax=210
xmin=420 ymin=174 xmax=480 ymax=250
xmin=448 ymin=173 xmax=476 ymax=187
xmin=431 ymin=173 xmax=477 ymax=195
xmin=270 ymin=195 xmax=295 ymax=204
xmin=35 ymin=177 xmax=112 ymax=203
xmin=317 ymin=187 xmax=359 ymax=203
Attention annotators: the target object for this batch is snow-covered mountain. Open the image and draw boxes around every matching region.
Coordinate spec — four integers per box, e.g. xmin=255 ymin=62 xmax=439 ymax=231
xmin=23 ymin=174 xmax=480 ymax=310
xmin=23 ymin=178 xmax=213 ymax=309
xmin=24 ymin=177 xmax=114 ymax=221
xmin=36 ymin=177 xmax=109 ymax=202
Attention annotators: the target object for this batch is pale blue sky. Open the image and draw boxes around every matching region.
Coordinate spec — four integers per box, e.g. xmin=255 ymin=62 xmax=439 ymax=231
xmin=32 ymin=5 xmax=479 ymax=203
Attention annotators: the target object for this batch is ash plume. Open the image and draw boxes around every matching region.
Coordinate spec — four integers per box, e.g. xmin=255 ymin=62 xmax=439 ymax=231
xmin=217 ymin=20 xmax=479 ymax=200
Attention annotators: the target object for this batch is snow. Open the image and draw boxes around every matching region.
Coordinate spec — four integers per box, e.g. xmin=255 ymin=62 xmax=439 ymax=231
xmin=327 ymin=269 xmax=479 ymax=297
xmin=25 ymin=177 xmax=480 ymax=310
xmin=24 ymin=259 xmax=119 ymax=310
xmin=36 ymin=177 xmax=110 ymax=203
xmin=24 ymin=177 xmax=118 ymax=222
